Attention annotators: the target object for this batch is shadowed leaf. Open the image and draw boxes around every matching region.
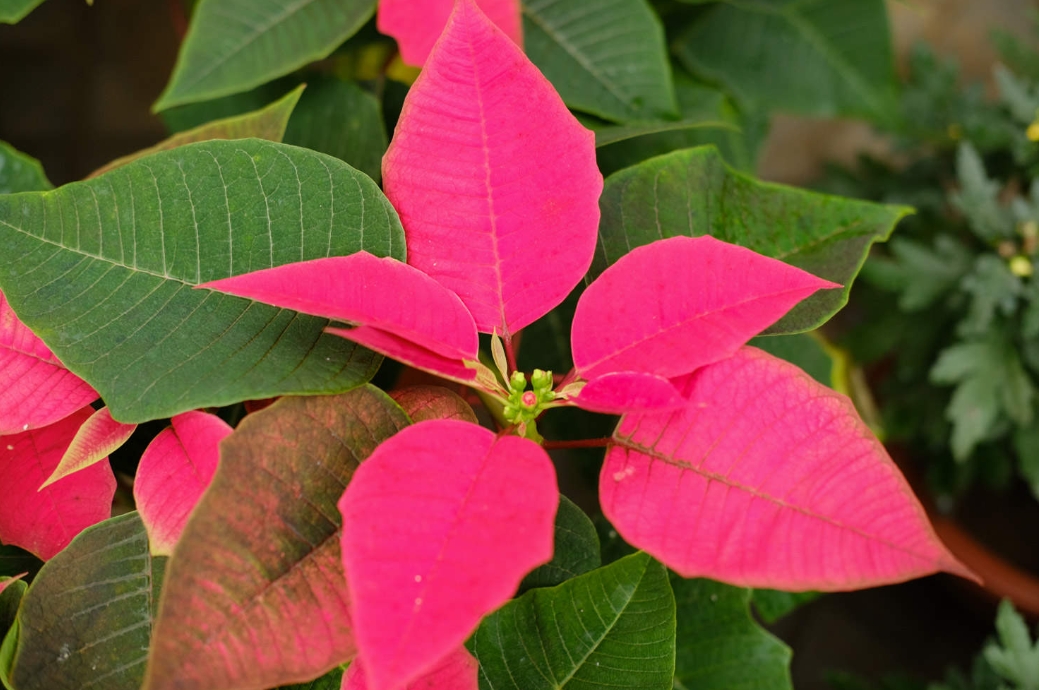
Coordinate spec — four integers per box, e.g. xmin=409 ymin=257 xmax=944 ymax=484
xmin=0 ymin=407 xmax=115 ymax=561
xmin=0 ymin=139 xmax=404 ymax=423
xmin=672 ymin=576 xmax=792 ymax=690
xmin=389 ymin=386 xmax=478 ymax=424
xmin=523 ymin=0 xmax=676 ymax=122
xmin=0 ymin=141 xmax=51 ymax=192
xmin=383 ymin=0 xmax=602 ymax=337
xmin=89 ymin=85 xmax=304 ymax=178
xmin=519 ymin=495 xmax=600 ymax=592
xmin=5 ymin=513 xmax=165 ymax=690
xmin=469 ymin=551 xmax=676 ymax=689
xmin=601 ymin=346 xmax=972 ymax=589
xmin=572 ymin=236 xmax=837 ymax=380
xmin=379 ymin=0 xmax=521 ymax=67
xmin=340 ymin=420 xmax=557 ymax=690
xmin=143 ymin=387 xmax=409 ymax=690
xmin=0 ymin=0 xmax=45 ymax=23
xmin=1 ymin=290 xmax=98 ymax=435
xmin=40 ymin=407 xmax=135 ymax=489
xmin=0 ymin=576 xmax=26 ymax=643
xmin=155 ymin=0 xmax=375 ymax=110
xmin=594 ymin=147 xmax=910 ymax=333
xmin=134 ymin=411 xmax=233 ymax=556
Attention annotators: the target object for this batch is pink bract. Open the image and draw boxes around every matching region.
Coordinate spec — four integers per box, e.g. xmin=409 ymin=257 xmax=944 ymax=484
xmin=0 ymin=407 xmax=115 ymax=560
xmin=382 ymin=0 xmax=602 ymax=338
xmin=0 ymin=290 xmax=98 ymax=435
xmin=134 ymin=411 xmax=232 ymax=555
xmin=600 ymin=346 xmax=973 ymax=589
xmin=339 ymin=420 xmax=557 ymax=690
xmin=571 ymin=236 xmax=839 ymax=381
xmin=574 ymin=371 xmax=687 ymax=415
xmin=40 ymin=406 xmax=136 ymax=489
xmin=342 ymin=646 xmax=478 ymax=690
xmin=379 ymin=0 xmax=522 ymax=67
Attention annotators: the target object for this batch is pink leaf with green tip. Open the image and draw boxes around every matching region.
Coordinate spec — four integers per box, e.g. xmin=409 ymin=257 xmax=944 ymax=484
xmin=600 ymin=346 xmax=974 ymax=590
xmin=199 ymin=253 xmax=480 ymax=381
xmin=382 ymin=0 xmax=603 ymax=338
xmin=573 ymin=371 xmax=688 ymax=415
xmin=134 ymin=411 xmax=232 ymax=556
xmin=379 ymin=0 xmax=522 ymax=67
xmin=339 ymin=420 xmax=557 ymax=690
xmin=571 ymin=236 xmax=839 ymax=381
xmin=343 ymin=647 xmax=478 ymax=690
xmin=0 ymin=290 xmax=97 ymax=435
xmin=39 ymin=407 xmax=136 ymax=489
xmin=0 ymin=407 xmax=115 ymax=560
xmin=0 ymin=573 xmax=26 ymax=595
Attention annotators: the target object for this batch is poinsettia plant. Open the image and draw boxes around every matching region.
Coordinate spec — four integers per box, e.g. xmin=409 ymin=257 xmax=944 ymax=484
xmin=0 ymin=0 xmax=975 ymax=689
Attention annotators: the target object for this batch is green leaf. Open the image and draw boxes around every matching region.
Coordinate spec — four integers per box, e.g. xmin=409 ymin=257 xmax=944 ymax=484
xmin=671 ymin=577 xmax=792 ymax=690
xmin=160 ymin=78 xmax=300 ymax=134
xmin=0 ymin=138 xmax=404 ymax=423
xmin=5 ymin=513 xmax=166 ymax=690
xmin=674 ymin=0 xmax=898 ymax=120
xmin=1013 ymin=422 xmax=1039 ymax=502
xmin=952 ymin=142 xmax=1014 ymax=242
xmin=0 ymin=0 xmax=44 ymax=23
xmin=523 ymin=0 xmax=677 ymax=123
xmin=145 ymin=388 xmax=409 ymax=690
xmin=90 ymin=85 xmax=304 ymax=178
xmin=0 ymin=141 xmax=52 ymax=194
xmin=959 ymin=255 xmax=1023 ymax=336
xmin=469 ymin=551 xmax=676 ymax=690
xmin=277 ymin=667 xmax=346 ymax=689
xmin=155 ymin=0 xmax=376 ymax=111
xmin=592 ymin=117 xmax=735 ymax=148
xmin=750 ymin=589 xmax=820 ymax=625
xmin=750 ymin=332 xmax=834 ymax=388
xmin=284 ymin=76 xmax=387 ymax=183
xmin=519 ymin=495 xmax=601 ymax=592
xmin=879 ymin=236 xmax=974 ymax=312
xmin=594 ymin=146 xmax=910 ymax=333
xmin=984 ymin=600 xmax=1039 ymax=690
xmin=0 ymin=578 xmax=26 ymax=647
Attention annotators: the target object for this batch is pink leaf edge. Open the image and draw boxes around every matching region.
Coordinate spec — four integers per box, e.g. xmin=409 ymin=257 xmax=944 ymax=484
xmin=382 ymin=0 xmax=602 ymax=337
xmin=0 ymin=407 xmax=115 ymax=560
xmin=339 ymin=420 xmax=557 ymax=690
xmin=198 ymin=253 xmax=480 ymax=382
xmin=571 ymin=236 xmax=839 ymax=381
xmin=0 ymin=572 xmax=27 ymax=596
xmin=573 ymin=371 xmax=688 ymax=415
xmin=343 ymin=646 xmax=478 ymax=690
xmin=0 ymin=290 xmax=97 ymax=434
xmin=601 ymin=346 xmax=975 ymax=590
xmin=134 ymin=411 xmax=233 ymax=556
xmin=39 ymin=406 xmax=136 ymax=489
xmin=379 ymin=0 xmax=522 ymax=67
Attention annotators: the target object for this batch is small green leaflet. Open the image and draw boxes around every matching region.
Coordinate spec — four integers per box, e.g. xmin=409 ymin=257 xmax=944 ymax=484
xmin=951 ymin=142 xmax=1014 ymax=242
xmin=0 ymin=141 xmax=52 ymax=194
xmin=866 ymin=236 xmax=974 ymax=313
xmin=984 ymin=600 xmax=1039 ymax=690
xmin=155 ymin=0 xmax=376 ymax=110
xmin=523 ymin=0 xmax=677 ymax=123
xmin=0 ymin=0 xmax=45 ymax=24
xmin=468 ymin=551 xmax=676 ymax=689
xmin=0 ymin=139 xmax=405 ymax=423
xmin=959 ymin=255 xmax=1023 ymax=336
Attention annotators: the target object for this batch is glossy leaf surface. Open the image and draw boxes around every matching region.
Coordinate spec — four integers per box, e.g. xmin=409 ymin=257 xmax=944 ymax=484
xmin=675 ymin=0 xmax=897 ymax=120
xmin=0 ymin=141 xmax=51 ymax=192
xmin=284 ymin=77 xmax=387 ymax=183
xmin=344 ymin=647 xmax=478 ymax=690
xmin=594 ymin=147 xmax=910 ymax=333
xmin=574 ymin=371 xmax=687 ymax=414
xmin=340 ymin=420 xmax=557 ymax=690
xmin=672 ymin=576 xmax=792 ymax=690
xmin=40 ymin=406 xmax=136 ymax=489
xmin=469 ymin=551 xmax=675 ymax=689
xmin=0 ymin=407 xmax=115 ymax=561
xmin=382 ymin=0 xmax=602 ymax=337
xmin=572 ymin=236 xmax=836 ymax=380
xmin=519 ymin=495 xmax=601 ymax=592
xmin=601 ymin=346 xmax=970 ymax=589
xmin=379 ymin=0 xmax=521 ymax=67
xmin=1 ymin=290 xmax=98 ymax=434
xmin=90 ymin=85 xmax=303 ymax=178
xmin=389 ymin=386 xmax=479 ymax=424
xmin=0 ymin=139 xmax=404 ymax=422
xmin=144 ymin=388 xmax=409 ymax=690
xmin=6 ymin=513 xmax=165 ymax=690
xmin=134 ymin=411 xmax=233 ymax=556
xmin=155 ymin=0 xmax=375 ymax=110
xmin=524 ymin=0 xmax=676 ymax=123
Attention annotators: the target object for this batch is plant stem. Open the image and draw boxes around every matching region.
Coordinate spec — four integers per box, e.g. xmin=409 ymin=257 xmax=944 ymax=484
xmin=504 ymin=334 xmax=518 ymax=373
xmin=542 ymin=438 xmax=612 ymax=449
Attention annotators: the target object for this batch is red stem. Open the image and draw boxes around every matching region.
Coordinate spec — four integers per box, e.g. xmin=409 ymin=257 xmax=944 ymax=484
xmin=542 ymin=438 xmax=612 ymax=450
xmin=504 ymin=334 xmax=518 ymax=374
